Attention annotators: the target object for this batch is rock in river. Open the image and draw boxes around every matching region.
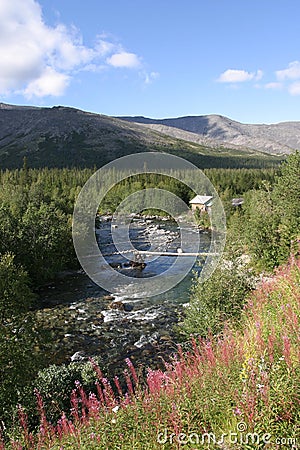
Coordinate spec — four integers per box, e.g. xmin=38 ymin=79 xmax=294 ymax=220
xmin=70 ymin=351 xmax=86 ymax=362
xmin=109 ymin=301 xmax=124 ymax=310
xmin=108 ymin=301 xmax=134 ymax=312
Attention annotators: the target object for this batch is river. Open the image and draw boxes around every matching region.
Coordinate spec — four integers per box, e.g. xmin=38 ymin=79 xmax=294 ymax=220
xmin=36 ymin=217 xmax=211 ymax=375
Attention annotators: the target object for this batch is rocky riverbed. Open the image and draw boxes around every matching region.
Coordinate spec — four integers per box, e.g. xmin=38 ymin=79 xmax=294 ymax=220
xmin=36 ymin=218 xmax=211 ymax=375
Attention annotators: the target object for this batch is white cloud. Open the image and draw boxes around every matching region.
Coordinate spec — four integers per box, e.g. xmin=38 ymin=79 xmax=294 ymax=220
xmin=107 ymin=52 xmax=141 ymax=68
xmin=220 ymin=60 xmax=300 ymax=97
xmin=0 ymin=0 xmax=154 ymax=98
xmin=95 ymin=39 xmax=116 ymax=56
xmin=276 ymin=61 xmax=300 ymax=81
xmin=141 ymin=71 xmax=160 ymax=85
xmin=255 ymin=70 xmax=264 ymax=81
xmin=46 ymin=24 xmax=97 ymax=71
xmin=264 ymin=82 xmax=283 ymax=90
xmin=288 ymin=81 xmax=300 ymax=96
xmin=0 ymin=0 xmax=97 ymax=96
xmin=217 ymin=69 xmax=263 ymax=83
xmin=24 ymin=67 xmax=70 ymax=98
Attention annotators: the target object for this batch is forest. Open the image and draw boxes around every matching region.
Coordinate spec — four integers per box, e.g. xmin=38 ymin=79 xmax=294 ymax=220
xmin=0 ymin=153 xmax=299 ymax=444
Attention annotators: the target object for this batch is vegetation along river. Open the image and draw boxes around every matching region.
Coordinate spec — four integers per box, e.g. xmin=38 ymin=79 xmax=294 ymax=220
xmin=36 ymin=217 xmax=211 ymax=376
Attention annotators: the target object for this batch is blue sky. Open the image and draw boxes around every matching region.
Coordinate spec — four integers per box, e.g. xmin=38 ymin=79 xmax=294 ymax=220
xmin=1 ymin=0 xmax=300 ymax=123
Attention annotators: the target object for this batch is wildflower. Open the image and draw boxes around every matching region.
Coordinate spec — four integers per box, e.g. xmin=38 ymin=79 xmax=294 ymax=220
xmin=125 ymin=358 xmax=139 ymax=386
xmin=234 ymin=407 xmax=242 ymax=416
xmin=112 ymin=405 xmax=119 ymax=413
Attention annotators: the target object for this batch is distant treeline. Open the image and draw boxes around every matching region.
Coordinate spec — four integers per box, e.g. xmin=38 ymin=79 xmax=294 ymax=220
xmin=97 ymin=167 xmax=278 ymax=213
xmin=0 ymin=129 xmax=284 ymax=169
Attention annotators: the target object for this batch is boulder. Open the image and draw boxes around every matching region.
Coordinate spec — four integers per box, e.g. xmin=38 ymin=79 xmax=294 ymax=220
xmin=70 ymin=351 xmax=86 ymax=362
xmin=123 ymin=303 xmax=134 ymax=312
xmin=109 ymin=262 xmax=122 ymax=269
xmin=108 ymin=301 xmax=133 ymax=312
xmin=103 ymin=295 xmax=115 ymax=301
xmin=108 ymin=301 xmax=125 ymax=311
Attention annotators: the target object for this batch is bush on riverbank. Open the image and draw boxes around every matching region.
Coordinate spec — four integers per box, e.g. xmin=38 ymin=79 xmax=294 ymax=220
xmin=181 ymin=257 xmax=253 ymax=337
xmin=0 ymin=253 xmax=44 ymax=425
xmin=5 ymin=257 xmax=299 ymax=449
xmin=238 ymin=151 xmax=300 ymax=272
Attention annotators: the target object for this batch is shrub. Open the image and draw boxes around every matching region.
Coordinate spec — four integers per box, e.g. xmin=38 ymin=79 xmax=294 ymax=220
xmin=0 ymin=253 xmax=44 ymax=426
xmin=181 ymin=258 xmax=253 ymax=337
xmin=34 ymin=361 xmax=101 ymax=424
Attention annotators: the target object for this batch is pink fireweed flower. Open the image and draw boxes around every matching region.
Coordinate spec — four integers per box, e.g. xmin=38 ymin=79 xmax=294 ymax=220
xmin=125 ymin=358 xmax=139 ymax=386
xmin=234 ymin=407 xmax=242 ymax=416
xmin=282 ymin=335 xmax=292 ymax=366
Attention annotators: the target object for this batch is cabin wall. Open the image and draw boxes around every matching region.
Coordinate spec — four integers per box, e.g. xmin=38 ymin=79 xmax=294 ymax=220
xmin=191 ymin=203 xmax=205 ymax=211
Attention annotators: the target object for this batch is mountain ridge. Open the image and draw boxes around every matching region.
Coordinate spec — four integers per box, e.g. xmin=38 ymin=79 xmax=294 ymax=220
xmin=118 ymin=114 xmax=300 ymax=155
xmin=0 ymin=103 xmax=286 ymax=169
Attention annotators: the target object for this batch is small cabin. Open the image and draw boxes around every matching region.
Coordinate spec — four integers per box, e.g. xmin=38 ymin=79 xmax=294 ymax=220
xmin=189 ymin=195 xmax=213 ymax=212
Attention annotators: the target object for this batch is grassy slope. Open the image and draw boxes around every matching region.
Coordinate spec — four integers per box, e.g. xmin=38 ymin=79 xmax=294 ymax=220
xmin=9 ymin=258 xmax=300 ymax=449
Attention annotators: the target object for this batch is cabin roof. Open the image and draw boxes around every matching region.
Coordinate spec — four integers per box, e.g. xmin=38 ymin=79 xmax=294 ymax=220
xmin=189 ymin=195 xmax=213 ymax=205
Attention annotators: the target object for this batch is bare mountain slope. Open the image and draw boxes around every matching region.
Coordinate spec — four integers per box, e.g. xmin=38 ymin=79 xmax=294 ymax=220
xmin=118 ymin=115 xmax=300 ymax=155
xmin=0 ymin=103 xmax=282 ymax=169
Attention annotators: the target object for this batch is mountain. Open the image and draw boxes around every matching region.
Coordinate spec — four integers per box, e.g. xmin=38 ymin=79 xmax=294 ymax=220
xmin=0 ymin=103 xmax=283 ymax=169
xmin=118 ymin=115 xmax=300 ymax=155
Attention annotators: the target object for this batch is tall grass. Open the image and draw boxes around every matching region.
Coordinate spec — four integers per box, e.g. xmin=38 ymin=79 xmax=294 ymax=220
xmin=5 ymin=258 xmax=300 ymax=449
